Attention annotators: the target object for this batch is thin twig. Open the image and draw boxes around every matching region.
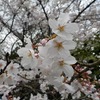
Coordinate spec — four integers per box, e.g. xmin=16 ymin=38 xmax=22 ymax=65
xmin=38 ymin=0 xmax=51 ymax=36
xmin=0 ymin=53 xmax=11 ymax=75
xmin=63 ymin=0 xmax=75 ymax=12
xmin=0 ymin=16 xmax=23 ymax=40
xmin=72 ymin=0 xmax=96 ymax=22
xmin=17 ymin=73 xmax=32 ymax=81
xmin=38 ymin=0 xmax=48 ymax=21
xmin=0 ymin=14 xmax=16 ymax=44
xmin=11 ymin=39 xmax=19 ymax=54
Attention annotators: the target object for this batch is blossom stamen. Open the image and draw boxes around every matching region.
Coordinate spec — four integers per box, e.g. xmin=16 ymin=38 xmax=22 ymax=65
xmin=57 ymin=25 xmax=65 ymax=32
xmin=28 ymin=50 xmax=32 ymax=57
xmin=59 ymin=60 xmax=65 ymax=67
xmin=54 ymin=40 xmax=63 ymax=50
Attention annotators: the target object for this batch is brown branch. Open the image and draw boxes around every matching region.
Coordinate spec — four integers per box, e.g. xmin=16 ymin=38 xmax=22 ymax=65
xmin=11 ymin=39 xmax=19 ymax=53
xmin=0 ymin=14 xmax=16 ymax=44
xmin=0 ymin=0 xmax=28 ymax=42
xmin=72 ymin=0 xmax=96 ymax=22
xmin=80 ymin=59 xmax=100 ymax=67
xmin=0 ymin=61 xmax=11 ymax=75
xmin=38 ymin=0 xmax=48 ymax=21
xmin=0 ymin=33 xmax=10 ymax=44
xmin=0 ymin=53 xmax=11 ymax=75
xmin=63 ymin=0 xmax=75 ymax=12
xmin=38 ymin=0 xmax=51 ymax=36
xmin=0 ymin=16 xmax=23 ymax=40
xmin=17 ymin=74 xmax=32 ymax=81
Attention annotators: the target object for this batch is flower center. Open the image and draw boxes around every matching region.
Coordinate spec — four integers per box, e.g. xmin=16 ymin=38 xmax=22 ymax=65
xmin=59 ymin=60 xmax=65 ymax=67
xmin=57 ymin=25 xmax=65 ymax=32
xmin=28 ymin=50 xmax=32 ymax=57
xmin=49 ymin=34 xmax=57 ymax=40
xmin=54 ymin=40 xmax=63 ymax=50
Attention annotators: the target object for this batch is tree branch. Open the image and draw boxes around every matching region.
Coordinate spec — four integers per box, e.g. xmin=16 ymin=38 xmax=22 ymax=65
xmin=0 ymin=16 xmax=23 ymax=40
xmin=72 ymin=0 xmax=96 ymax=22
xmin=0 ymin=53 xmax=11 ymax=75
xmin=0 ymin=14 xmax=16 ymax=44
xmin=38 ymin=0 xmax=51 ymax=36
xmin=38 ymin=0 xmax=48 ymax=21
xmin=63 ymin=0 xmax=75 ymax=12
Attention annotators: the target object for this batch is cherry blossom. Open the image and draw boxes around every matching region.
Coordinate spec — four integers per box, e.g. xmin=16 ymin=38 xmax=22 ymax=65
xmin=17 ymin=39 xmax=38 ymax=69
xmin=0 ymin=8 xmax=99 ymax=99
xmin=47 ymin=36 xmax=76 ymax=58
xmin=49 ymin=13 xmax=79 ymax=40
xmin=50 ymin=55 xmax=76 ymax=77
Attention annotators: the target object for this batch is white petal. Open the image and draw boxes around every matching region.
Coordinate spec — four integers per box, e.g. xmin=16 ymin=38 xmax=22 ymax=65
xmin=49 ymin=19 xmax=58 ymax=31
xmin=59 ymin=49 xmax=71 ymax=57
xmin=47 ymin=47 xmax=59 ymax=58
xmin=57 ymin=32 xmax=73 ymax=40
xmin=64 ymin=84 xmax=74 ymax=93
xmin=21 ymin=58 xmax=31 ymax=67
xmin=64 ymin=65 xmax=74 ymax=77
xmin=58 ymin=13 xmax=70 ymax=25
xmin=17 ymin=48 xmax=29 ymax=57
xmin=63 ymin=40 xmax=76 ymax=50
xmin=65 ymin=23 xmax=79 ymax=33
xmin=17 ymin=48 xmax=25 ymax=56
xmin=38 ymin=46 xmax=48 ymax=58
xmin=65 ymin=56 xmax=77 ymax=64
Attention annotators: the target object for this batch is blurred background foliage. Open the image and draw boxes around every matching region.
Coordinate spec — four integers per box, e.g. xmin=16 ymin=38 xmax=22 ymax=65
xmin=72 ymin=31 xmax=100 ymax=81
xmin=73 ymin=31 xmax=100 ymax=63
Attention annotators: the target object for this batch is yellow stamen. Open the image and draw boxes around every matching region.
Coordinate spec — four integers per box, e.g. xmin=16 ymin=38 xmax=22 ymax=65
xmin=54 ymin=40 xmax=63 ymax=50
xmin=49 ymin=34 xmax=57 ymax=40
xmin=57 ymin=25 xmax=65 ymax=32
xmin=59 ymin=60 xmax=64 ymax=67
xmin=28 ymin=50 xmax=32 ymax=57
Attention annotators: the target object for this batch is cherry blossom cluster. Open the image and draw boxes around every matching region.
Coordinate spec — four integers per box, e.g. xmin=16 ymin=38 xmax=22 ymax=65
xmin=17 ymin=12 xmax=79 ymax=99
xmin=38 ymin=12 xmax=79 ymax=93
xmin=0 ymin=12 xmax=100 ymax=100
